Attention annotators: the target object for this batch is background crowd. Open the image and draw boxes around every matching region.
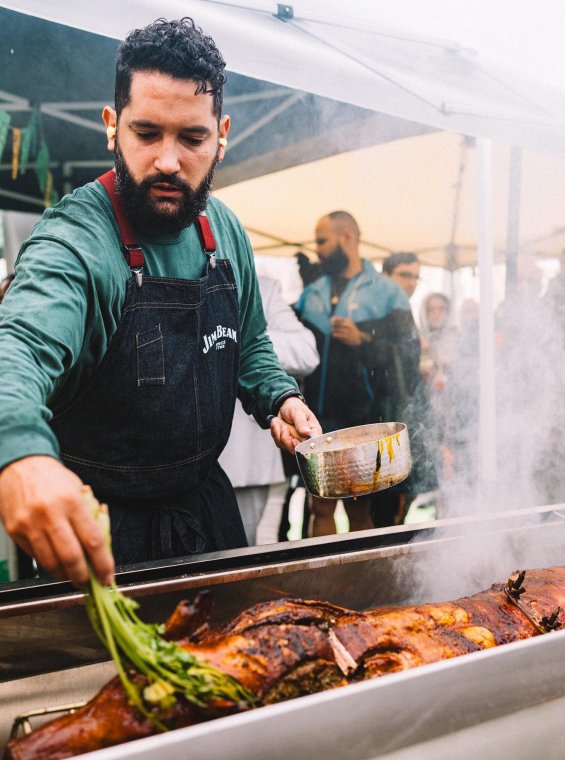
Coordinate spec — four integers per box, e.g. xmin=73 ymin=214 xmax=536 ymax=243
xmin=0 ymin=210 xmax=505 ymax=548
xmin=209 ymin=211 xmax=488 ymax=544
xmin=4 ymin=213 xmax=561 ymax=549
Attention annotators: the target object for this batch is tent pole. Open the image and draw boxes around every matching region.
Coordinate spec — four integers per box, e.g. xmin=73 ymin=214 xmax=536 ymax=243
xmin=477 ymin=138 xmax=497 ymax=500
xmin=505 ymin=146 xmax=522 ymax=298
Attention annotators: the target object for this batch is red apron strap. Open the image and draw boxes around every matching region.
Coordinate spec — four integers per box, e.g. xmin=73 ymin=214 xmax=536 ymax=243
xmin=195 ymin=215 xmax=217 ymax=252
xmin=97 ymin=170 xmax=144 ymax=270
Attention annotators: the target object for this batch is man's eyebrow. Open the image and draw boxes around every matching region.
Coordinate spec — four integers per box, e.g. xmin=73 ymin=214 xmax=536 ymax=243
xmin=180 ymin=125 xmax=213 ymax=136
xmin=129 ymin=120 xmax=212 ymax=135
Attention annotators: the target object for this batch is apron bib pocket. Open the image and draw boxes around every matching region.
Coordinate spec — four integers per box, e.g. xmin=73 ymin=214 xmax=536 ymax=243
xmin=136 ymin=323 xmax=165 ymax=386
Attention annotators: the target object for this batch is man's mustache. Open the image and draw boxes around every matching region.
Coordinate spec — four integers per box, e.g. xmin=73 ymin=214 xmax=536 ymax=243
xmin=141 ymin=174 xmax=191 ymax=192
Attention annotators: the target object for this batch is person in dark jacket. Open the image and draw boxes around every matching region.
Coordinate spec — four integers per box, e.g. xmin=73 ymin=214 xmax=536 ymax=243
xmin=294 ymin=211 xmax=420 ymax=535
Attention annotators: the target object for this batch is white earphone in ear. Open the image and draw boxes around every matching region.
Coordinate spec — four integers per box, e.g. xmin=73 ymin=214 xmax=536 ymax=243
xmin=219 ymin=137 xmax=227 ymax=148
xmin=106 ymin=126 xmax=116 ymax=141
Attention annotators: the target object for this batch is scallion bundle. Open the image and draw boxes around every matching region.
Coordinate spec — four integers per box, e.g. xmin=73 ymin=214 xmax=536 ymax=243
xmin=82 ymin=487 xmax=255 ymax=730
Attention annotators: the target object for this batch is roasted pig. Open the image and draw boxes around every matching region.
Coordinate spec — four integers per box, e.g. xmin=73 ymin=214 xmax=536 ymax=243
xmin=6 ymin=566 xmax=565 ymax=760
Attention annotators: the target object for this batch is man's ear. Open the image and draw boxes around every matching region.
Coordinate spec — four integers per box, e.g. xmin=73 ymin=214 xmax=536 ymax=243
xmin=341 ymin=227 xmax=356 ymax=248
xmin=218 ymin=115 xmax=231 ymax=161
xmin=102 ymin=106 xmax=117 ymax=152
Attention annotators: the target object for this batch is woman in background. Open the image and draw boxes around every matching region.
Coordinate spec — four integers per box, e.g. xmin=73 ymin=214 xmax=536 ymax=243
xmin=419 ymin=292 xmax=457 ymax=397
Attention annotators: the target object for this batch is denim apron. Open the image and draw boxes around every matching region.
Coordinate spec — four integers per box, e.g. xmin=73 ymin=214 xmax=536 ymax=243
xmin=50 ymin=171 xmax=247 ymax=565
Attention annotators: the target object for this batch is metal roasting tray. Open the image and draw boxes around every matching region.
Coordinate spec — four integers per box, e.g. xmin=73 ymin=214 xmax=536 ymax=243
xmin=79 ymin=629 xmax=565 ymax=760
xmin=2 ymin=503 xmax=565 ymax=757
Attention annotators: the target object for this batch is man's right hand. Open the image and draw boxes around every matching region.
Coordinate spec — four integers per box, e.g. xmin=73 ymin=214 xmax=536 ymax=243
xmin=330 ymin=316 xmax=368 ymax=347
xmin=0 ymin=456 xmax=115 ymax=587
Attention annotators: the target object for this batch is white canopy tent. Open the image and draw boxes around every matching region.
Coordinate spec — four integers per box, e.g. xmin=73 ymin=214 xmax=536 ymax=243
xmin=3 ymin=0 xmax=565 ymax=270
xmin=2 ymin=0 xmax=565 ymax=501
xmin=2 ymin=0 xmax=565 ymax=154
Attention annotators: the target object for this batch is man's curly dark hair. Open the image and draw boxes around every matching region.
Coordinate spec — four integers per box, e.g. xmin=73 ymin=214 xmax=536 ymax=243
xmin=115 ymin=17 xmax=226 ymax=122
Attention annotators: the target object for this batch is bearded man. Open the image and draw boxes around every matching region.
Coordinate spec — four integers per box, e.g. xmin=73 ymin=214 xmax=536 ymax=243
xmin=0 ymin=18 xmax=320 ymax=586
xmin=294 ymin=211 xmax=420 ymax=536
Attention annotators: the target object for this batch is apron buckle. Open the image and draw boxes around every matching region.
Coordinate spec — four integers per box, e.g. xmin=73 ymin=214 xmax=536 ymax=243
xmin=132 ymin=267 xmax=143 ymax=287
xmin=209 ymin=253 xmax=217 ymax=269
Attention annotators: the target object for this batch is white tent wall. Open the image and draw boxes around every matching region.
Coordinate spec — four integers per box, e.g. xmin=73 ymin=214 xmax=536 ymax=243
xmin=215 ymin=129 xmax=565 ymax=336
xmin=215 ymin=131 xmax=565 ymax=266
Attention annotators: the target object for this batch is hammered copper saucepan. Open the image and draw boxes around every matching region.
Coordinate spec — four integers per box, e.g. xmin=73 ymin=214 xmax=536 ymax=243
xmin=295 ymin=422 xmax=411 ymax=499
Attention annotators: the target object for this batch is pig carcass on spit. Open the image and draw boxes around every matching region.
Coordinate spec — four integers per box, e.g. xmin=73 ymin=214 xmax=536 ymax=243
xmin=5 ymin=566 xmax=565 ymax=760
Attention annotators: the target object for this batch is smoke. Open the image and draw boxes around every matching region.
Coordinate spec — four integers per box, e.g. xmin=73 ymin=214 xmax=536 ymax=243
xmin=446 ymin=263 xmax=565 ymax=509
xmin=407 ymin=259 xmax=565 ymax=601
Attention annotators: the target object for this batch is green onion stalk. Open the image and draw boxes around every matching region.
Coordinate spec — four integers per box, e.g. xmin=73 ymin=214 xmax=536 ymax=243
xmin=82 ymin=486 xmax=256 ymax=731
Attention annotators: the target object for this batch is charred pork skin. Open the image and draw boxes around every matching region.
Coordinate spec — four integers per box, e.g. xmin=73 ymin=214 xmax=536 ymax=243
xmin=6 ymin=567 xmax=565 ymax=760
xmin=4 ymin=674 xmax=206 ymax=760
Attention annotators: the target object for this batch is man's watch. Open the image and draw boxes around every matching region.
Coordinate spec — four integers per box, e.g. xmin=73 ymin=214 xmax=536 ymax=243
xmin=271 ymin=390 xmax=306 ymax=417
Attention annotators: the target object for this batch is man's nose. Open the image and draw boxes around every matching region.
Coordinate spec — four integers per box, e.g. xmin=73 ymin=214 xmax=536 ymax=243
xmin=154 ymin=138 xmax=181 ymax=175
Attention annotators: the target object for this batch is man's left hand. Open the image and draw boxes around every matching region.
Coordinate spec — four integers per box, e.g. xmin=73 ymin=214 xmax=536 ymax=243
xmin=270 ymin=397 xmax=322 ymax=453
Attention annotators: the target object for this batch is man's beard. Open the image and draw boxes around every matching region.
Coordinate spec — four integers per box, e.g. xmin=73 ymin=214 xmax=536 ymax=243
xmin=319 ymin=245 xmax=349 ymax=277
xmin=114 ymin=140 xmax=217 ymax=237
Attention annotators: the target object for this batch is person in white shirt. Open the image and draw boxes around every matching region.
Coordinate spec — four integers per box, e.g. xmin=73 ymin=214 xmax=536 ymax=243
xmin=220 ymin=275 xmax=319 ymax=544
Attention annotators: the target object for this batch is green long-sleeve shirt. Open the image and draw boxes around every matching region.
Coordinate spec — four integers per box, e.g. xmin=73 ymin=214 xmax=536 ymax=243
xmin=0 ymin=180 xmax=297 ymax=470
